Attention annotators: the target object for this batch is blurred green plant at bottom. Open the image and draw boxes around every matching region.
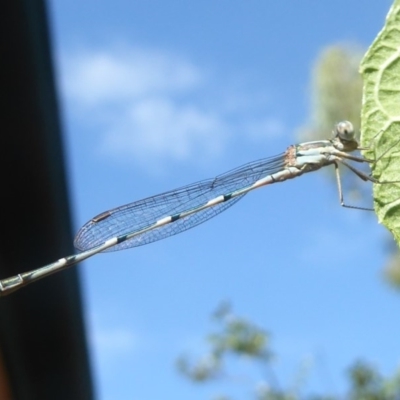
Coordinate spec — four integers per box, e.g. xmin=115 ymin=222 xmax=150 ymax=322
xmin=177 ymin=304 xmax=400 ymax=400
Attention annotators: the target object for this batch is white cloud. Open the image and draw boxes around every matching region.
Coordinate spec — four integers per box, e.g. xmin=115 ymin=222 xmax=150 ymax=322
xmin=100 ymin=97 xmax=228 ymax=165
xmin=57 ymin=43 xmax=283 ymax=170
xmin=90 ymin=326 xmax=136 ymax=356
xmin=61 ymin=45 xmax=202 ymax=106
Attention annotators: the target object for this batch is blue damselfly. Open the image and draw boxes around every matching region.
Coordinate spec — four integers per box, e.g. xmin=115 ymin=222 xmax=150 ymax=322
xmin=0 ymin=121 xmax=388 ymax=296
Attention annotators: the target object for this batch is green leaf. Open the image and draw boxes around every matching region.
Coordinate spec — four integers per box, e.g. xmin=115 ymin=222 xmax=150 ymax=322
xmin=360 ymin=0 xmax=400 ymax=245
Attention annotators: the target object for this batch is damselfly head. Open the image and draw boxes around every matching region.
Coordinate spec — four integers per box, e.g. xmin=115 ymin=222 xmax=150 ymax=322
xmin=335 ymin=121 xmax=355 ymax=142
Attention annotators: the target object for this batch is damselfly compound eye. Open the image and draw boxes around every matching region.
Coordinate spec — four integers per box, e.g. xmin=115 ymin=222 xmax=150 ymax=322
xmin=335 ymin=120 xmax=355 ymax=141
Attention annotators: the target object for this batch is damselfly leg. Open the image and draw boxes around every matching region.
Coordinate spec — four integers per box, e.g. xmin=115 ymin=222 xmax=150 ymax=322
xmin=333 ymin=132 xmax=400 ymax=210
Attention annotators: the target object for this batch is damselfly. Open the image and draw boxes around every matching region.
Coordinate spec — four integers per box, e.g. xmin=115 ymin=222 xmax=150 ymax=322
xmin=0 ymin=121 xmax=389 ymax=296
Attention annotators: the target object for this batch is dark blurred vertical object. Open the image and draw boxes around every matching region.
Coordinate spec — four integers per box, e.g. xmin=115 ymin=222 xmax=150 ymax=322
xmin=0 ymin=0 xmax=94 ymax=399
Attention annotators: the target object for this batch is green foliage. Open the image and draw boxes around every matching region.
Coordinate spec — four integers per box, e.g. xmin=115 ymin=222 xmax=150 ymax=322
xmin=296 ymin=7 xmax=400 ymax=289
xmin=177 ymin=306 xmax=400 ymax=400
xmin=298 ymin=43 xmax=363 ymax=143
xmin=360 ymin=0 xmax=400 ymax=247
xmin=384 ymin=249 xmax=400 ymax=288
xmin=348 ymin=361 xmax=400 ymax=400
xmin=296 ymin=44 xmax=367 ymax=201
xmin=349 ymin=362 xmax=383 ymax=400
xmin=209 ymin=304 xmax=270 ymax=360
xmin=176 ymin=303 xmax=272 ymax=386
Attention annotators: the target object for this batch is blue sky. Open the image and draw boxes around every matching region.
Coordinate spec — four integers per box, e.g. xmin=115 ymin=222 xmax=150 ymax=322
xmin=47 ymin=1 xmax=398 ymax=399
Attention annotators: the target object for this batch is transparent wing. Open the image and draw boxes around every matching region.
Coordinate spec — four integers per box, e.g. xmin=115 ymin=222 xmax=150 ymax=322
xmin=74 ymin=154 xmax=285 ymax=252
